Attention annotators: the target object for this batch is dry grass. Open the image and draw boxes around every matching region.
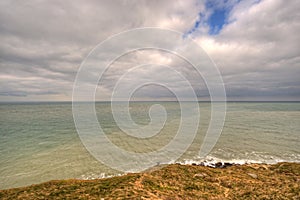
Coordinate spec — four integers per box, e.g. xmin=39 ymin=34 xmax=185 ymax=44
xmin=0 ymin=162 xmax=299 ymax=199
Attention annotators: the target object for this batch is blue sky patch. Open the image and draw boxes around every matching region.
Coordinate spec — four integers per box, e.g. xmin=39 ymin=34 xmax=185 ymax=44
xmin=207 ymin=8 xmax=227 ymax=34
xmin=183 ymin=12 xmax=204 ymax=38
xmin=185 ymin=0 xmax=237 ymax=37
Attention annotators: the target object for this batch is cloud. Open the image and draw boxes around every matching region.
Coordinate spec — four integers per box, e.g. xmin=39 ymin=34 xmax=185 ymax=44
xmin=0 ymin=0 xmax=299 ymax=101
xmin=195 ymin=0 xmax=300 ymax=100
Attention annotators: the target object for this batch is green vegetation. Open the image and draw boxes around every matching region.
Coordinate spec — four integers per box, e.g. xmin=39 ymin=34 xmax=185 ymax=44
xmin=0 ymin=162 xmax=299 ymax=199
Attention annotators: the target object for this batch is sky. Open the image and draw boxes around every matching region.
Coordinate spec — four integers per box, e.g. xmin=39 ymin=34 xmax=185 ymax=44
xmin=0 ymin=0 xmax=299 ymax=101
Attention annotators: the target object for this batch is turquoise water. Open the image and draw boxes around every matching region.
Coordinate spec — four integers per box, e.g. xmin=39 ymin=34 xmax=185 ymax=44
xmin=0 ymin=102 xmax=299 ymax=189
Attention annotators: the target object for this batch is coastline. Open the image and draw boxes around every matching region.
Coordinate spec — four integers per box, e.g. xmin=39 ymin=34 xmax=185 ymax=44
xmin=1 ymin=162 xmax=299 ymax=199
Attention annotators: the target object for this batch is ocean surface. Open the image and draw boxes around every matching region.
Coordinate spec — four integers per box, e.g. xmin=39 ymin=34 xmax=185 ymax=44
xmin=0 ymin=102 xmax=299 ymax=189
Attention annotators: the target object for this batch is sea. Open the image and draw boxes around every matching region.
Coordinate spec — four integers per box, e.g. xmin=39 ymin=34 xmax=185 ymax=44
xmin=0 ymin=102 xmax=299 ymax=189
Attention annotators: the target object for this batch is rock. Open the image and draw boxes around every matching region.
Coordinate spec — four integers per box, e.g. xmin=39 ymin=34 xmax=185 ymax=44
xmin=198 ymin=161 xmax=235 ymax=168
xmin=247 ymin=173 xmax=258 ymax=179
xmin=214 ymin=162 xmax=234 ymax=168
xmin=260 ymin=164 xmax=269 ymax=170
xmin=224 ymin=162 xmax=233 ymax=167
xmin=250 ymin=164 xmax=268 ymax=170
xmin=194 ymin=173 xmax=207 ymax=178
xmin=215 ymin=162 xmax=223 ymax=168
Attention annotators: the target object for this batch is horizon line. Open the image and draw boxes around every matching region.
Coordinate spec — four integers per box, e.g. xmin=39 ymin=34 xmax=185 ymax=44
xmin=1 ymin=100 xmax=300 ymax=103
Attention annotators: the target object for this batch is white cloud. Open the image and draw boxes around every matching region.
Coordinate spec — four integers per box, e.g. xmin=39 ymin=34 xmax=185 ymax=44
xmin=195 ymin=0 xmax=300 ymax=100
xmin=0 ymin=0 xmax=299 ymax=101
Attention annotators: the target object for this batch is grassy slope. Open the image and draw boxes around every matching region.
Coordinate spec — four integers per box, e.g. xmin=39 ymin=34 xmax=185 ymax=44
xmin=0 ymin=162 xmax=299 ymax=199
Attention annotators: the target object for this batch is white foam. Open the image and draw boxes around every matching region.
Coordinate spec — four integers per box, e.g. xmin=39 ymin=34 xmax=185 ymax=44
xmin=177 ymin=155 xmax=291 ymax=167
xmin=178 ymin=154 xmax=300 ymax=167
xmin=79 ymin=173 xmax=124 ymax=180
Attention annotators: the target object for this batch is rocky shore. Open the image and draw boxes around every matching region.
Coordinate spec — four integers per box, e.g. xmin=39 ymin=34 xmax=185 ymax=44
xmin=0 ymin=162 xmax=299 ymax=199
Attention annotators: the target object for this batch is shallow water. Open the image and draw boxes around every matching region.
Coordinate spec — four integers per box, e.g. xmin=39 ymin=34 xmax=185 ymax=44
xmin=0 ymin=102 xmax=299 ymax=189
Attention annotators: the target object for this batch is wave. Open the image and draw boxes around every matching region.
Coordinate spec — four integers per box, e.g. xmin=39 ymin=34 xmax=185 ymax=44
xmin=79 ymin=173 xmax=124 ymax=180
xmin=78 ymin=153 xmax=300 ymax=180
xmin=178 ymin=154 xmax=300 ymax=168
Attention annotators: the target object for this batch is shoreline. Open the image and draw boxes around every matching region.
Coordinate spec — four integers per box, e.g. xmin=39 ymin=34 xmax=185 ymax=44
xmin=1 ymin=162 xmax=299 ymax=199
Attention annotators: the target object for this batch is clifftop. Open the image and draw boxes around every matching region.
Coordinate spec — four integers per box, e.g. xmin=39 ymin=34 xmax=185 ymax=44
xmin=1 ymin=162 xmax=299 ymax=199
